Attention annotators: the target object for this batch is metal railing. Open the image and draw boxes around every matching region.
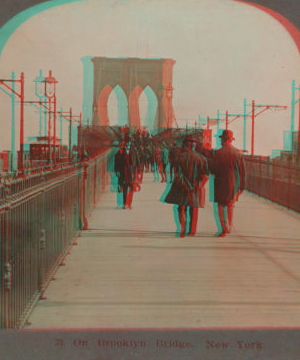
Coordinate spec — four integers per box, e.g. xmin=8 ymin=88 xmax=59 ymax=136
xmin=0 ymin=150 xmax=109 ymax=329
xmin=0 ymin=161 xmax=90 ymax=202
xmin=244 ymin=156 xmax=300 ymax=213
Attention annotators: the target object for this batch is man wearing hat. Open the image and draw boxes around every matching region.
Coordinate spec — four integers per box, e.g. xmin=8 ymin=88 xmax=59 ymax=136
xmin=210 ymin=129 xmax=245 ymax=236
xmin=114 ymin=140 xmax=134 ymax=209
xmin=164 ymin=135 xmax=209 ymax=237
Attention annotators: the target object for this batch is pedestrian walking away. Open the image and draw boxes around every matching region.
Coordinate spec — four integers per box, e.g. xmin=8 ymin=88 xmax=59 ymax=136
xmin=114 ymin=140 xmax=134 ymax=209
xmin=164 ymin=135 xmax=209 ymax=237
xmin=160 ymin=142 xmax=169 ymax=182
xmin=209 ymin=129 xmax=245 ymax=237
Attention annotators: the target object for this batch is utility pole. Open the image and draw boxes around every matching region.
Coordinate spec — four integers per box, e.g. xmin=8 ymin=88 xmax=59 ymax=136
xmin=0 ymin=72 xmax=25 ymax=171
xmin=290 ymin=80 xmax=300 ymax=155
xmin=20 ymin=72 xmax=24 ymax=171
xmin=60 ymin=108 xmax=63 ymax=155
xmin=244 ymin=100 xmax=287 ymax=156
xmin=243 ymin=99 xmax=247 ymax=152
xmin=11 ymin=72 xmax=16 ymax=170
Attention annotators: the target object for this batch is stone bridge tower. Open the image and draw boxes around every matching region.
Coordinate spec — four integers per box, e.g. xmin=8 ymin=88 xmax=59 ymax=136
xmin=88 ymin=57 xmax=176 ymax=131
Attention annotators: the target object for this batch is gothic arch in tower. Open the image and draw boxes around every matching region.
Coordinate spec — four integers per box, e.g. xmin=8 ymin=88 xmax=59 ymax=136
xmin=89 ymin=57 xmax=176 ymax=131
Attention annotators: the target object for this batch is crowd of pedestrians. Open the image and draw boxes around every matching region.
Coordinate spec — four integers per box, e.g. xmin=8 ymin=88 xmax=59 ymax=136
xmin=111 ymin=127 xmax=245 ymax=238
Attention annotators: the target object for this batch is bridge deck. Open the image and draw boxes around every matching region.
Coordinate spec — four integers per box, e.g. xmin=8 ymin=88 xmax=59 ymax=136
xmin=28 ymin=174 xmax=300 ymax=329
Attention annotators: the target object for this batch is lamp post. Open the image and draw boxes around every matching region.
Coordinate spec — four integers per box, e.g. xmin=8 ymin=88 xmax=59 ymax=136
xmin=33 ymin=70 xmax=46 ymax=137
xmin=44 ymin=70 xmax=58 ymax=163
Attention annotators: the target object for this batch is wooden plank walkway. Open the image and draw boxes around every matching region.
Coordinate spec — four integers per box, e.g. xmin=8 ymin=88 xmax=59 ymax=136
xmin=27 ymin=173 xmax=300 ymax=328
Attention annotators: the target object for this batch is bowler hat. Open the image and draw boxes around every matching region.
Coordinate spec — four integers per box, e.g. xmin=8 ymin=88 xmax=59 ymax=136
xmin=219 ymin=129 xmax=235 ymax=140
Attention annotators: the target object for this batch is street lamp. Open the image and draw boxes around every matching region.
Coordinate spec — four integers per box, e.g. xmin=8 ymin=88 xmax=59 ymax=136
xmin=33 ymin=70 xmax=45 ymax=137
xmin=44 ymin=70 xmax=57 ymax=98
xmin=34 ymin=70 xmax=46 ymax=97
xmin=44 ymin=70 xmax=58 ymax=162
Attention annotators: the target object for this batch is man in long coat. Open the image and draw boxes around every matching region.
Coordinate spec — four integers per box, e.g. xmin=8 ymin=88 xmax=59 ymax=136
xmin=168 ymin=142 xmax=181 ymax=182
xmin=164 ymin=136 xmax=209 ymax=237
xmin=160 ymin=142 xmax=169 ymax=182
xmin=210 ymin=129 xmax=245 ymax=236
xmin=114 ymin=140 xmax=134 ymax=209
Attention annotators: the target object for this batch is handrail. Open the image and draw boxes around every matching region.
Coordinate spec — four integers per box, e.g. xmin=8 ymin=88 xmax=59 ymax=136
xmin=0 ymin=149 xmax=110 ymax=329
xmin=244 ymin=155 xmax=300 ymax=213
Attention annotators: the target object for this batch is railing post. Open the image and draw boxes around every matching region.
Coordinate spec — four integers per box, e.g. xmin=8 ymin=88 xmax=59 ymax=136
xmin=82 ymin=162 xmax=88 ymax=230
xmin=4 ymin=263 xmax=12 ymax=292
xmin=287 ymin=161 xmax=292 ymax=210
xmin=74 ymin=201 xmax=77 ymax=230
xmin=3 ymin=194 xmax=12 ymax=328
xmin=259 ymin=160 xmax=262 ymax=197
xmin=94 ymin=162 xmax=97 ymax=206
xmin=38 ymin=229 xmax=47 ymax=300
xmin=59 ymin=178 xmax=65 ymax=253
xmin=77 ymin=162 xmax=83 ymax=230
xmin=3 ymin=259 xmax=12 ymax=329
xmin=60 ymin=207 xmax=67 ymax=266
xmin=86 ymin=163 xmax=90 ymax=213
xmin=60 ymin=210 xmax=65 ymax=249
xmin=71 ymin=201 xmax=78 ymax=246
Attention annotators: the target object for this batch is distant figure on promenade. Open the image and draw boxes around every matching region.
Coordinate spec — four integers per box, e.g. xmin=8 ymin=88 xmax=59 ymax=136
xmin=151 ymin=144 xmax=160 ymax=182
xmin=114 ymin=140 xmax=134 ymax=210
xmin=136 ymin=145 xmax=144 ymax=183
xmin=125 ymin=141 xmax=141 ymax=208
xmin=209 ymin=130 xmax=245 ymax=237
xmin=79 ymin=145 xmax=88 ymax=162
xmin=164 ymin=136 xmax=209 ymax=238
xmin=72 ymin=145 xmax=79 ymax=163
xmin=160 ymin=142 xmax=169 ymax=182
xmin=168 ymin=142 xmax=180 ymax=182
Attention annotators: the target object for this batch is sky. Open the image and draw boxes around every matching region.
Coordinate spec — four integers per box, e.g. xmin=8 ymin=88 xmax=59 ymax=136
xmin=0 ymin=0 xmax=300 ymax=155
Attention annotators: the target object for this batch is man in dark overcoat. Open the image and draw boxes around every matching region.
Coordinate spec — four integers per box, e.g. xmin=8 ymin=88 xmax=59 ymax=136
xmin=164 ymin=136 xmax=209 ymax=237
xmin=210 ymin=129 xmax=245 ymax=236
xmin=160 ymin=142 xmax=169 ymax=182
xmin=168 ymin=142 xmax=181 ymax=182
xmin=114 ymin=140 xmax=134 ymax=209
